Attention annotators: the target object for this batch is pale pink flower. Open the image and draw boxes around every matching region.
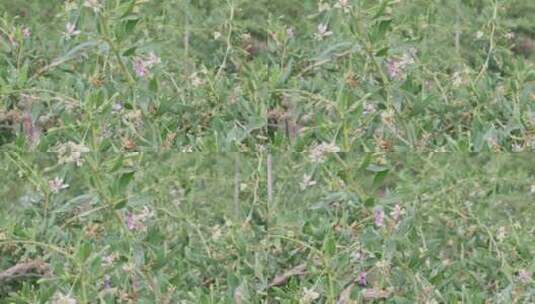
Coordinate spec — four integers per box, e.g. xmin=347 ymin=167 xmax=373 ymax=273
xmin=374 ymin=207 xmax=384 ymax=228
xmin=146 ymin=52 xmax=161 ymax=66
xmin=387 ymin=51 xmax=416 ymax=80
xmin=22 ymin=27 xmax=31 ymax=38
xmin=300 ymin=287 xmax=320 ymax=303
xmin=390 ymin=204 xmax=405 ymax=222
xmin=496 ymin=226 xmax=507 ymax=242
xmin=314 ymin=23 xmax=333 ymax=41
xmin=126 ymin=207 xmax=153 ymax=231
xmin=55 ymin=141 xmax=90 ymax=167
xmin=309 ymin=142 xmax=340 ymax=163
xmin=300 ymin=174 xmax=317 ymax=190
xmin=52 ymin=291 xmax=77 ymax=304
xmin=363 ymin=102 xmax=377 ymax=116
xmin=387 ymin=59 xmax=403 ymax=80
xmin=358 ymin=271 xmax=368 ymax=286
xmin=287 ymin=27 xmax=295 ymax=39
xmin=101 ymin=253 xmax=118 ymax=267
xmin=133 ymin=58 xmax=149 ymax=77
xmin=133 ymin=52 xmax=160 ymax=78
xmin=49 ymin=177 xmax=69 ymax=193
xmin=84 ymin=0 xmax=102 ymax=13
xmin=518 ymin=269 xmax=532 ymax=284
xmin=63 ymin=22 xmax=81 ymax=40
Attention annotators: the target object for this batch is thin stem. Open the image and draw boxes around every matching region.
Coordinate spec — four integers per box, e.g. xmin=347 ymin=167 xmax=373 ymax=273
xmin=216 ymin=0 xmax=234 ymax=79
xmin=99 ymin=14 xmax=136 ymax=86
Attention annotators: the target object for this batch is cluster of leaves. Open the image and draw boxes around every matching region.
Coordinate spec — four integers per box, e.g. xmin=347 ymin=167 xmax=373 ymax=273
xmin=1 ymin=0 xmax=535 ymax=303
xmin=0 ymin=0 xmax=534 ymax=152
xmin=1 ymin=152 xmax=534 ymax=302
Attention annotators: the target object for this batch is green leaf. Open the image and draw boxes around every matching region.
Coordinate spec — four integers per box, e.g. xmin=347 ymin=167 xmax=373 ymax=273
xmin=119 ymin=0 xmax=138 ymax=18
xmin=123 ymin=46 xmax=137 ymax=57
xmin=114 ymin=199 xmax=127 ymax=210
xmin=77 ymin=242 xmax=92 ymax=262
xmin=373 ymin=170 xmax=389 ymax=187
xmin=372 ymin=0 xmax=391 ymax=19
xmin=364 ymin=197 xmax=375 ymax=207
xmin=375 ymin=46 xmax=389 ymax=57
xmin=124 ymin=18 xmax=140 ymax=35
xmin=117 ymin=171 xmax=135 ymax=192
xmin=322 ymin=235 xmax=336 ymax=256
xmin=149 ymin=77 xmax=158 ymax=93
xmin=367 ymin=164 xmax=389 ymax=172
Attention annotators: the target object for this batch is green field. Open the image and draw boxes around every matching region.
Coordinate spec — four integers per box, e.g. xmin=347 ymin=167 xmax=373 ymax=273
xmin=0 ymin=0 xmax=534 ymax=303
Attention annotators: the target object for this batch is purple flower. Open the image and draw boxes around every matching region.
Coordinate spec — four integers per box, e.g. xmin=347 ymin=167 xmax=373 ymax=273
xmin=374 ymin=207 xmax=384 ymax=228
xmin=126 ymin=212 xmax=136 ymax=230
xmin=102 ymin=275 xmax=111 ymax=289
xmin=358 ymin=271 xmax=367 ymax=286
xmin=387 ymin=51 xmax=416 ymax=80
xmin=518 ymin=269 xmax=532 ymax=284
xmin=125 ymin=207 xmax=153 ymax=231
xmin=387 ymin=59 xmax=403 ymax=80
xmin=133 ymin=52 xmax=160 ymax=78
xmin=49 ymin=177 xmax=69 ymax=193
xmin=133 ymin=58 xmax=149 ymax=77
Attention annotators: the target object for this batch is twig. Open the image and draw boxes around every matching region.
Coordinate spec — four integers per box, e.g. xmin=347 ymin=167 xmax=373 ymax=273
xmin=298 ymin=48 xmax=357 ymax=77
xmin=234 ymin=153 xmax=241 ymax=219
xmin=267 ymin=153 xmax=273 ymax=206
xmin=0 ymin=260 xmax=51 ymax=283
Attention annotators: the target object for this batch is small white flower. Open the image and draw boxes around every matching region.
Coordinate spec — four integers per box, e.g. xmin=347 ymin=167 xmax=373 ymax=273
xmin=390 ymin=203 xmax=405 ymax=222
xmin=530 ymin=184 xmax=535 ymax=194
xmin=300 ymin=174 xmax=317 ymax=190
xmin=190 ymin=72 xmax=205 ymax=87
xmin=309 ymin=142 xmax=340 ymax=163
xmin=51 ymin=291 xmax=77 ymax=304
xmin=286 ymin=27 xmax=295 ymax=39
xmin=476 ymin=31 xmax=484 ymax=40
xmin=126 ymin=207 xmax=153 ymax=231
xmin=112 ymin=102 xmax=123 ymax=113
xmin=84 ymin=0 xmax=102 ymax=13
xmin=452 ymin=71 xmax=464 ymax=87
xmin=146 ymin=52 xmax=161 ymax=66
xmin=64 ymin=1 xmax=78 ymax=11
xmin=55 ymin=141 xmax=90 ymax=166
xmin=314 ymin=23 xmax=333 ymax=41
xmin=101 ymin=253 xmax=118 ymax=267
xmin=505 ymin=32 xmax=515 ymax=40
xmin=363 ymin=102 xmax=376 ymax=116
xmin=63 ymin=22 xmax=81 ymax=40
xmin=213 ymin=31 xmax=222 ymax=40
xmin=496 ymin=226 xmax=507 ymax=242
xmin=49 ymin=177 xmax=69 ymax=193
xmin=300 ymin=287 xmax=320 ymax=303
xmin=22 ymin=27 xmax=31 ymax=38
xmin=511 ymin=143 xmax=523 ymax=152
xmin=318 ymin=1 xmax=330 ymax=12
xmin=334 ymin=0 xmax=351 ymax=13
